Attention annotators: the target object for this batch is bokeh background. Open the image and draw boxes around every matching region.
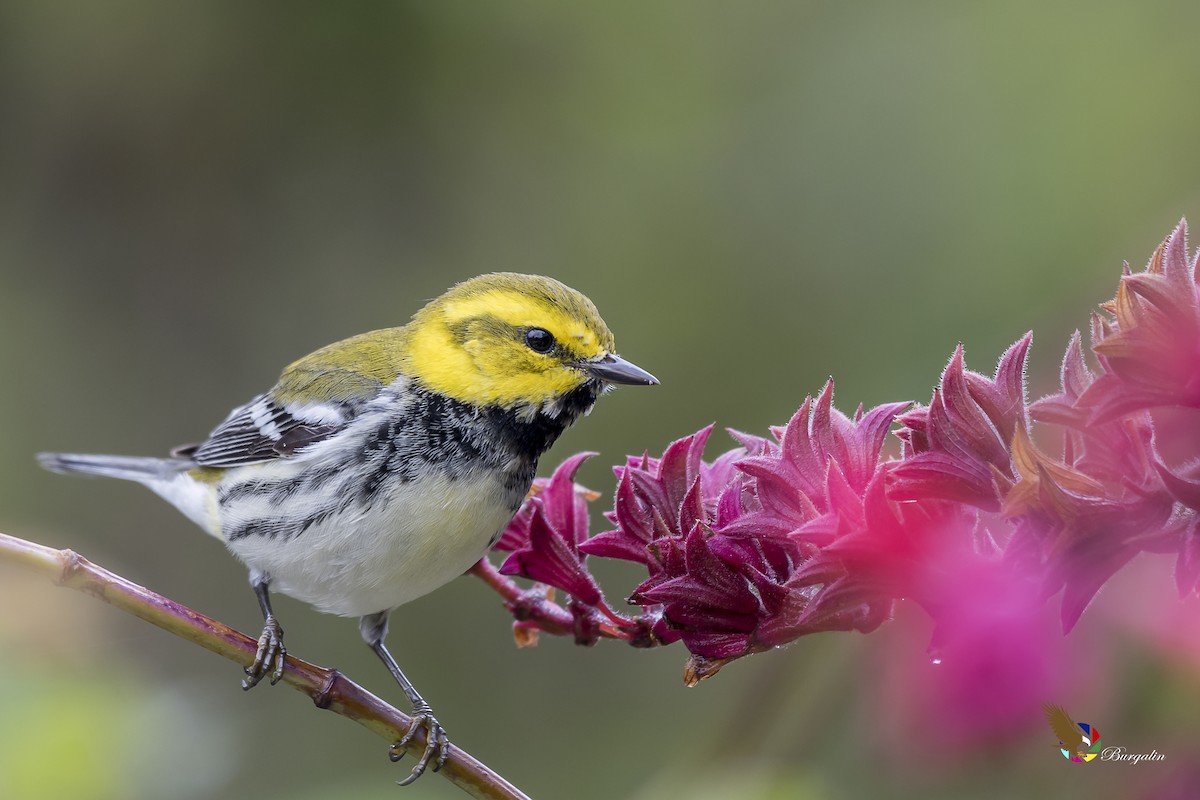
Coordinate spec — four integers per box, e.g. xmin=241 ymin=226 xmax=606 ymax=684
xmin=3 ymin=3 xmax=1200 ymax=799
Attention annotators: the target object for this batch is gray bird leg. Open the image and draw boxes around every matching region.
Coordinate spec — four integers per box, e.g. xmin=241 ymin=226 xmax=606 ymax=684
xmin=242 ymin=569 xmax=286 ymax=689
xmin=360 ymin=610 xmax=450 ymax=785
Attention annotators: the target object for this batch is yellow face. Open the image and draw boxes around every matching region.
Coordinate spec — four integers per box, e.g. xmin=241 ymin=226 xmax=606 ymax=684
xmin=399 ymin=273 xmax=619 ymax=409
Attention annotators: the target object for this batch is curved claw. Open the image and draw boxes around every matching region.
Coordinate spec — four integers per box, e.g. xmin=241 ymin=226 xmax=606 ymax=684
xmin=242 ymin=615 xmax=286 ymax=690
xmin=388 ymin=708 xmax=450 ymax=786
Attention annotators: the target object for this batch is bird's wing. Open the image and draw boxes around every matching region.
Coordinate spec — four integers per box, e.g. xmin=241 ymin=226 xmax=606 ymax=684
xmin=176 ymin=368 xmax=389 ymax=467
xmin=175 ymin=329 xmax=407 ymax=468
xmin=1042 ymin=704 xmax=1083 ymax=749
xmin=174 ymin=393 xmax=342 ymax=467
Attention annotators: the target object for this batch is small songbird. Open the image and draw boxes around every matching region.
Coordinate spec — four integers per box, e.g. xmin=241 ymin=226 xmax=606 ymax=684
xmin=39 ymin=273 xmax=657 ymax=784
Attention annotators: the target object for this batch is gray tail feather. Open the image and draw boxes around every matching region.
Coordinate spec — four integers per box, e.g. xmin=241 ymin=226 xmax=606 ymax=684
xmin=37 ymin=452 xmax=188 ymax=483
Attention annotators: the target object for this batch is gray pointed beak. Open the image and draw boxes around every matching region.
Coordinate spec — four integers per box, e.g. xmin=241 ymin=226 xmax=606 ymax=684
xmin=576 ymin=353 xmax=659 ymax=386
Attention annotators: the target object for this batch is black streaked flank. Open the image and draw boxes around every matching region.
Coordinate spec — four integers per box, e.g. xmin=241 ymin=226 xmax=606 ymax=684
xmin=226 ymin=380 xmax=602 ymax=542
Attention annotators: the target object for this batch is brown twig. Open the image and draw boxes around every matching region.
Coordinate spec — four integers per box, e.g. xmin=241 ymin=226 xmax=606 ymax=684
xmin=0 ymin=531 xmax=530 ymax=800
xmin=468 ymin=557 xmax=576 ymax=635
xmin=468 ymin=557 xmax=664 ymax=647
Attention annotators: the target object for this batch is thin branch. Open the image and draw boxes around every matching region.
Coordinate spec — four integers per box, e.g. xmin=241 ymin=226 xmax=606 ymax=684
xmin=467 ymin=558 xmax=665 ymax=647
xmin=0 ymin=531 xmax=530 ymax=800
xmin=468 ymin=557 xmax=577 ymax=635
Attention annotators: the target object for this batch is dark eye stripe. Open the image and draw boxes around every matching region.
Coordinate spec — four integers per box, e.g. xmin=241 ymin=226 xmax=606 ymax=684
xmin=448 ymin=316 xmax=575 ymax=358
xmin=447 ymin=316 xmax=517 ymax=344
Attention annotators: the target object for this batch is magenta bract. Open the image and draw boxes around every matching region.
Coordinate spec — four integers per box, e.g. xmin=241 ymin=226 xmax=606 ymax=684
xmin=487 ymin=218 xmax=1200 ymax=680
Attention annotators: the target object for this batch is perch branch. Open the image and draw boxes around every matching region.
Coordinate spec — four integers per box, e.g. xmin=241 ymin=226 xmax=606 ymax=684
xmin=0 ymin=531 xmax=529 ymax=800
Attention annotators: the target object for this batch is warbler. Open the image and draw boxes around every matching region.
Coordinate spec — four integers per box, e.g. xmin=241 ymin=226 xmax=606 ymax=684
xmin=39 ymin=273 xmax=657 ymax=784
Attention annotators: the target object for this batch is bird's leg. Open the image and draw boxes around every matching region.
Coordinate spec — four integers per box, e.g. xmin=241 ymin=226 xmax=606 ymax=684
xmin=242 ymin=570 xmax=287 ymax=689
xmin=360 ymin=611 xmax=450 ymax=786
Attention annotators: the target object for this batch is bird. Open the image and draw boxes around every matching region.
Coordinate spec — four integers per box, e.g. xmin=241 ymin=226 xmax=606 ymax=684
xmin=39 ymin=272 xmax=657 ymax=784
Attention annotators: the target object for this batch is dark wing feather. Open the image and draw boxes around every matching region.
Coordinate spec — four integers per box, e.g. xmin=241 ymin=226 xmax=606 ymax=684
xmin=176 ymin=342 xmax=396 ymax=468
xmin=181 ymin=394 xmax=341 ymax=467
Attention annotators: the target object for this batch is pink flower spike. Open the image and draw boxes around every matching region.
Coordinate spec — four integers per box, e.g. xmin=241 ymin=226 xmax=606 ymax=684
xmin=1080 ymin=220 xmax=1200 ymax=420
xmin=538 ymin=451 xmax=597 ymax=547
xmin=499 ymin=502 xmax=603 ymax=607
xmin=583 ymin=426 xmax=752 ymax=565
xmin=492 ymin=451 xmax=597 ymax=552
xmin=892 ymin=338 xmax=1032 ymax=510
xmin=477 ymin=219 xmax=1200 ymax=684
xmin=495 ymin=453 xmax=604 ymax=606
xmin=965 ymin=333 xmax=1032 ymax=446
xmin=1030 ymin=331 xmax=1095 ymax=428
xmin=493 ymin=498 xmax=537 ymax=554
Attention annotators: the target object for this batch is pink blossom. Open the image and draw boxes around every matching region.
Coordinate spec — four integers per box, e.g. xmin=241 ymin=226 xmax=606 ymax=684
xmin=481 ymin=217 xmax=1200 ymax=690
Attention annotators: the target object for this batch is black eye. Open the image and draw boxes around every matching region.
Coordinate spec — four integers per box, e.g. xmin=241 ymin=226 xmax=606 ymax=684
xmin=524 ymin=327 xmax=555 ymax=354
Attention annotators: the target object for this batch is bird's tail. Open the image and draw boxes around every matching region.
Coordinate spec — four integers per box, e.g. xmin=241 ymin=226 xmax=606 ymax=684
xmin=37 ymin=452 xmax=188 ymax=483
xmin=38 ymin=451 xmax=220 ymax=538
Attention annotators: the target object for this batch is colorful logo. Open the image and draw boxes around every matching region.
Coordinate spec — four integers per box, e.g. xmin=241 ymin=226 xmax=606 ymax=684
xmin=1043 ymin=704 xmax=1103 ymax=763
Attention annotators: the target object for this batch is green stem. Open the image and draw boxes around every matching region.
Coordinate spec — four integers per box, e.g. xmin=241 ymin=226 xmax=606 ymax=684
xmin=0 ymin=531 xmax=529 ymax=800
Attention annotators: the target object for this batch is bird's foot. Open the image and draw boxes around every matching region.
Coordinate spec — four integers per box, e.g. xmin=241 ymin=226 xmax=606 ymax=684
xmin=388 ymin=703 xmax=450 ymax=786
xmin=242 ymin=615 xmax=286 ymax=690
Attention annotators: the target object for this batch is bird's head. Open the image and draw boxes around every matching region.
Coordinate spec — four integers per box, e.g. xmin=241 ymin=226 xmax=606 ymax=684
xmin=400 ymin=273 xmax=657 ymax=414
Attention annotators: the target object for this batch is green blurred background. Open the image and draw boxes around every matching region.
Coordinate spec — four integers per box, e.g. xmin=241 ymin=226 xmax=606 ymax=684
xmin=3 ymin=2 xmax=1200 ymax=798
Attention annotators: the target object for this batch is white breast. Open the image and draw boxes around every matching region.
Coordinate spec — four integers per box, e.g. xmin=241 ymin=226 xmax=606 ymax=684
xmin=224 ymin=470 xmax=513 ymax=617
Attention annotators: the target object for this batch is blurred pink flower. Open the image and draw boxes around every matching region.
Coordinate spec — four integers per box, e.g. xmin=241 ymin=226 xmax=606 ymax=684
xmin=1080 ymin=219 xmax=1200 ymax=421
xmin=482 ymin=217 xmax=1200 ymax=694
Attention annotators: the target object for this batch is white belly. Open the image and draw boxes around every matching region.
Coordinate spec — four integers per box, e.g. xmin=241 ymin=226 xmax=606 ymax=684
xmin=224 ymin=471 xmax=513 ymax=617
